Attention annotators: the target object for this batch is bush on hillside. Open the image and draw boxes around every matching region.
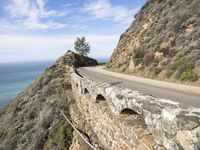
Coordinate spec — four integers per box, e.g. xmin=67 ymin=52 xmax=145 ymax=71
xmin=132 ymin=48 xmax=145 ymax=65
xmin=166 ymin=56 xmax=195 ymax=78
xmin=143 ymin=52 xmax=155 ymax=66
xmin=179 ymin=71 xmax=198 ymax=82
xmin=157 ymin=0 xmax=165 ymax=4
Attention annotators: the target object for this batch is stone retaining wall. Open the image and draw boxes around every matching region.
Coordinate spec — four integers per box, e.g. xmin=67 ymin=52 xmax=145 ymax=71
xmin=70 ymin=68 xmax=200 ymax=150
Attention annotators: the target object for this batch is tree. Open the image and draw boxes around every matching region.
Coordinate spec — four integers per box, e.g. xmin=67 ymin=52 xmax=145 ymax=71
xmin=74 ymin=36 xmax=90 ymax=56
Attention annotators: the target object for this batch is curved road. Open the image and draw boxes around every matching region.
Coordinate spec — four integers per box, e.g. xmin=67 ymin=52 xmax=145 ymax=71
xmin=78 ymin=66 xmax=200 ymax=107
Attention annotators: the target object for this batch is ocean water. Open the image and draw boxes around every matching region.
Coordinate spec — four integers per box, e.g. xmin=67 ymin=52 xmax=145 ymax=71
xmin=0 ymin=57 xmax=108 ymax=109
xmin=0 ymin=61 xmax=53 ymax=108
xmin=96 ymin=57 xmax=109 ymax=63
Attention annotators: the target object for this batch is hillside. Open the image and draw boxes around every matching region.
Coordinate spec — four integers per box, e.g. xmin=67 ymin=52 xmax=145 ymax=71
xmin=107 ymin=0 xmax=200 ymax=86
xmin=0 ymin=51 xmax=97 ymax=150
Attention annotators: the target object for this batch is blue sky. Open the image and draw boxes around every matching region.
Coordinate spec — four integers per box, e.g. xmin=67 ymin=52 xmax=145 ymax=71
xmin=0 ymin=0 xmax=146 ymax=63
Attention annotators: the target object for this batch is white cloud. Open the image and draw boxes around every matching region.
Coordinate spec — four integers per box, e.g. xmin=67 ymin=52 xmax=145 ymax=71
xmin=6 ymin=0 xmax=30 ymax=18
xmin=4 ymin=0 xmax=69 ymax=30
xmin=1 ymin=0 xmax=138 ymax=32
xmin=84 ymin=0 xmax=138 ymax=24
xmin=0 ymin=34 xmax=118 ymax=62
xmin=0 ymin=0 xmax=142 ymax=63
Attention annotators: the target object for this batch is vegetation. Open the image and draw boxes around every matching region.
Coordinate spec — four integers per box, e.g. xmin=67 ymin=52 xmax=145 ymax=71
xmin=132 ymin=48 xmax=145 ymax=65
xmin=166 ymin=64 xmax=175 ymax=77
xmin=45 ymin=121 xmax=73 ymax=149
xmin=157 ymin=0 xmax=165 ymax=4
xmin=107 ymin=0 xmax=200 ymax=85
xmin=143 ymin=52 xmax=154 ymax=66
xmin=180 ymin=71 xmax=198 ymax=82
xmin=74 ymin=36 xmax=90 ymax=56
xmin=0 ymin=51 xmax=97 ymax=149
xmin=174 ymin=13 xmax=190 ymax=32
xmin=166 ymin=57 xmax=195 ymax=79
xmin=0 ymin=58 xmax=73 ymax=150
xmin=133 ymin=48 xmax=145 ymax=59
xmin=98 ymin=61 xmax=107 ymax=65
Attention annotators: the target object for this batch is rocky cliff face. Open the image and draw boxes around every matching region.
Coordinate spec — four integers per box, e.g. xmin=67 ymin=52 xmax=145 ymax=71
xmin=0 ymin=51 xmax=97 ymax=150
xmin=107 ymin=0 xmax=200 ymax=86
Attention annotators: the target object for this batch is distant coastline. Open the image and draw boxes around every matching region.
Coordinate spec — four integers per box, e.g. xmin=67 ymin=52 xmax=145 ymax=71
xmin=0 ymin=57 xmax=108 ymax=109
xmin=0 ymin=61 xmax=53 ymax=108
xmin=96 ymin=57 xmax=109 ymax=63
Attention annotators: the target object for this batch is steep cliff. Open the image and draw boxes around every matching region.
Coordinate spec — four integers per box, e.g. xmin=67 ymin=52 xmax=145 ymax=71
xmin=0 ymin=50 xmax=97 ymax=150
xmin=107 ymin=0 xmax=200 ymax=86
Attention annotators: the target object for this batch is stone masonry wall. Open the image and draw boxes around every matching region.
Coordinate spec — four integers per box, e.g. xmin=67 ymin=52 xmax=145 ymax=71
xmin=70 ymin=68 xmax=200 ymax=150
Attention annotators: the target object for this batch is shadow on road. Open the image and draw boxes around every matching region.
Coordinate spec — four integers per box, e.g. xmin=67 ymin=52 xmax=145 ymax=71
xmin=110 ymin=82 xmax=123 ymax=86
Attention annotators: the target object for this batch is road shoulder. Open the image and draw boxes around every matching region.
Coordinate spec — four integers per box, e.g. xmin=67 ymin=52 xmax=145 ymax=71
xmin=84 ymin=66 xmax=200 ymax=95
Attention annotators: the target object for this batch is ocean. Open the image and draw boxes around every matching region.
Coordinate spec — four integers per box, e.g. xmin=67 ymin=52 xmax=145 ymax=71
xmin=0 ymin=57 xmax=109 ymax=109
xmin=97 ymin=57 xmax=109 ymax=62
xmin=0 ymin=61 xmax=53 ymax=108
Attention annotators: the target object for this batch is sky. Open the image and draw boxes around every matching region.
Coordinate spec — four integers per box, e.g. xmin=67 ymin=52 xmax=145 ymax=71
xmin=0 ymin=0 xmax=146 ymax=63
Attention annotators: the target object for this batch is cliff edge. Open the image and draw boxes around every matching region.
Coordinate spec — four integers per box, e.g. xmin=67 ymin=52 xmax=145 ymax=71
xmin=0 ymin=51 xmax=97 ymax=150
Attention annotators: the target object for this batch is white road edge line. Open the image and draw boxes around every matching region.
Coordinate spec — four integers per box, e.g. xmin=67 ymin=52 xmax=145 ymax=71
xmin=84 ymin=66 xmax=200 ymax=95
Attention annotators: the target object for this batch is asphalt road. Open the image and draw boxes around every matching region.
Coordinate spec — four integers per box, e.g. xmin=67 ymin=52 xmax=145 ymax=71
xmin=78 ymin=66 xmax=200 ymax=107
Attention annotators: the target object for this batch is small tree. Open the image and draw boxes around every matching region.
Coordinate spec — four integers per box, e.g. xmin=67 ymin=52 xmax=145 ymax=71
xmin=74 ymin=36 xmax=90 ymax=56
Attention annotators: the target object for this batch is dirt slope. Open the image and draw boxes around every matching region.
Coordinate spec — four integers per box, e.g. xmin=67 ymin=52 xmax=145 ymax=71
xmin=107 ymin=0 xmax=200 ymax=86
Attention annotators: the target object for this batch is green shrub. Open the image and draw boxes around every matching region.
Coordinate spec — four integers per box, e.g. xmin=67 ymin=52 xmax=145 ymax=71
xmin=47 ymin=121 xmax=73 ymax=150
xmin=173 ymin=0 xmax=200 ymax=32
xmin=132 ymin=48 xmax=145 ymax=65
xmin=166 ymin=64 xmax=176 ymax=77
xmin=133 ymin=48 xmax=145 ymax=59
xmin=143 ymin=52 xmax=155 ymax=66
xmin=98 ymin=62 xmax=107 ymax=65
xmin=165 ymin=57 xmax=194 ymax=78
xmin=180 ymin=71 xmax=198 ymax=82
xmin=174 ymin=57 xmax=194 ymax=78
xmin=153 ymin=67 xmax=162 ymax=75
xmin=157 ymin=0 xmax=164 ymax=3
xmin=141 ymin=1 xmax=150 ymax=10
xmin=188 ymin=0 xmax=200 ymax=14
xmin=174 ymin=14 xmax=190 ymax=32
xmin=133 ymin=58 xmax=142 ymax=66
xmin=149 ymin=61 xmax=160 ymax=75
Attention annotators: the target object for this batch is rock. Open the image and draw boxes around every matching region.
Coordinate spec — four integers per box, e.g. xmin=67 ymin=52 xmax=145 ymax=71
xmin=71 ymin=67 xmax=200 ymax=149
xmin=177 ymin=115 xmax=200 ymax=130
xmin=107 ymin=0 xmax=200 ymax=85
